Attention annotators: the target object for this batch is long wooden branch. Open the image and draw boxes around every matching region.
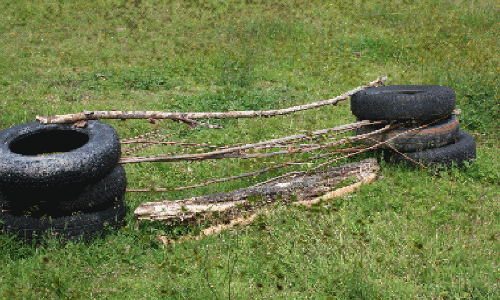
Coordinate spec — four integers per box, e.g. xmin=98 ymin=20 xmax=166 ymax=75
xmin=35 ymin=77 xmax=387 ymax=124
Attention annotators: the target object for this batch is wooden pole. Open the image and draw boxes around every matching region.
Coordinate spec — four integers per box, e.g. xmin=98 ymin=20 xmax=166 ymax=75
xmin=35 ymin=77 xmax=387 ymax=124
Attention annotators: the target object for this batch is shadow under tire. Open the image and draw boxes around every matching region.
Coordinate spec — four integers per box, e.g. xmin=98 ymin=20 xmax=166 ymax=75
xmin=355 ymin=115 xmax=460 ymax=152
xmin=351 ymin=85 xmax=456 ymax=121
xmin=0 ymin=196 xmax=127 ymax=243
xmin=389 ymin=130 xmax=476 ymax=168
xmin=0 ymin=121 xmax=121 ymax=188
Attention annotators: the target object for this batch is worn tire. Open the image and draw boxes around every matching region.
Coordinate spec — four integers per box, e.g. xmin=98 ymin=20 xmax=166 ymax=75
xmin=351 ymin=85 xmax=456 ymax=120
xmin=0 ymin=165 xmax=127 ymax=216
xmin=0 ymin=121 xmax=121 ymax=188
xmin=389 ymin=130 xmax=476 ymax=168
xmin=355 ymin=115 xmax=460 ymax=152
xmin=56 ymin=164 xmax=127 ymax=213
xmin=0 ymin=196 xmax=127 ymax=243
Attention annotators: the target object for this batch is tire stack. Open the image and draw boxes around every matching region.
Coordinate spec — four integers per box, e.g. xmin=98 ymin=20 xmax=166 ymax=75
xmin=351 ymin=85 xmax=476 ymax=168
xmin=0 ymin=121 xmax=127 ymax=243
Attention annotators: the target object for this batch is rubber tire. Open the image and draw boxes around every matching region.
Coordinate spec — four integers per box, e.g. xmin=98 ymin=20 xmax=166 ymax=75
xmin=0 ymin=164 xmax=127 ymax=216
xmin=388 ymin=130 xmax=476 ymax=168
xmin=0 ymin=196 xmax=127 ymax=243
xmin=0 ymin=121 xmax=121 ymax=188
xmin=351 ymin=85 xmax=456 ymax=120
xmin=355 ymin=115 xmax=460 ymax=152
xmin=56 ymin=164 xmax=127 ymax=213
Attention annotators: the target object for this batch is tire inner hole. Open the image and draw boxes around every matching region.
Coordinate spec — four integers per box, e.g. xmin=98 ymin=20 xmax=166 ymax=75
xmin=9 ymin=130 xmax=89 ymax=156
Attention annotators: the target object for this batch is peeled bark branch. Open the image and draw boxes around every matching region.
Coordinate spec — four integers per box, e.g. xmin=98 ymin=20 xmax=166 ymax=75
xmin=35 ymin=77 xmax=387 ymax=124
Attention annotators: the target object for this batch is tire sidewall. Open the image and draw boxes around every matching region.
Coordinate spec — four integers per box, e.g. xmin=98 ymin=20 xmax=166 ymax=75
xmin=356 ymin=115 xmax=460 ymax=152
xmin=0 ymin=196 xmax=127 ymax=243
xmin=0 ymin=164 xmax=127 ymax=215
xmin=351 ymin=85 xmax=456 ymax=120
xmin=390 ymin=130 xmax=476 ymax=168
xmin=0 ymin=121 xmax=121 ymax=187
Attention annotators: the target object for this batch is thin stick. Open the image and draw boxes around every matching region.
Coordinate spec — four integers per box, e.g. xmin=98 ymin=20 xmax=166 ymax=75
xmin=35 ymin=77 xmax=387 ymax=124
xmin=125 ymin=124 xmax=393 ymax=192
xmin=121 ymin=140 xmax=219 ymax=148
xmin=125 ymin=146 xmax=363 ymax=192
xmin=121 ymin=128 xmax=187 ymax=155
xmin=365 ymin=136 xmax=428 ymax=169
xmin=118 ymin=121 xmax=386 ymax=164
xmin=170 ymin=163 xmax=219 ymax=193
xmin=121 ymin=129 xmax=163 ymax=143
xmin=249 ymin=124 xmax=392 ymax=187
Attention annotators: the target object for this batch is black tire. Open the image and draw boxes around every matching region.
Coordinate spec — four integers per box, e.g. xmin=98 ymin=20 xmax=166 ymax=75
xmin=0 ymin=121 xmax=121 ymax=188
xmin=0 ymin=165 xmax=127 ymax=216
xmin=0 ymin=196 xmax=127 ymax=243
xmin=351 ymin=85 xmax=456 ymax=120
xmin=355 ymin=115 xmax=460 ymax=152
xmin=56 ymin=164 xmax=127 ymax=213
xmin=388 ymin=130 xmax=476 ymax=168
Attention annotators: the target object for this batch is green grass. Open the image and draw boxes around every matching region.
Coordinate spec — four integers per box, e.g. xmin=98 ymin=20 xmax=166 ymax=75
xmin=1 ymin=0 xmax=500 ymax=298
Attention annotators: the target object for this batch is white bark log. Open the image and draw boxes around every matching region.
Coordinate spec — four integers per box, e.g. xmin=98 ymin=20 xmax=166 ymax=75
xmin=36 ymin=77 xmax=388 ymax=124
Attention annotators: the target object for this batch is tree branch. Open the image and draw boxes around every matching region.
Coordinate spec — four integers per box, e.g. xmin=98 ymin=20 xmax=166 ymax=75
xmin=35 ymin=77 xmax=387 ymax=124
xmin=118 ymin=120 xmax=387 ymax=164
xmin=125 ymin=146 xmax=364 ymax=193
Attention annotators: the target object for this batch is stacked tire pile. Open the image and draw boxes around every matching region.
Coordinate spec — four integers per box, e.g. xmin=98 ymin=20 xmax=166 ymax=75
xmin=351 ymin=85 xmax=476 ymax=168
xmin=0 ymin=121 xmax=127 ymax=243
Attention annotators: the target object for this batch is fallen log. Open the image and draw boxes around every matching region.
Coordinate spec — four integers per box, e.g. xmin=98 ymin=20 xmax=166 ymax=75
xmin=134 ymin=158 xmax=379 ymax=225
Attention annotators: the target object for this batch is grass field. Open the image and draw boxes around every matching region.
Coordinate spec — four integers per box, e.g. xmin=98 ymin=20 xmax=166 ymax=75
xmin=1 ymin=0 xmax=500 ymax=298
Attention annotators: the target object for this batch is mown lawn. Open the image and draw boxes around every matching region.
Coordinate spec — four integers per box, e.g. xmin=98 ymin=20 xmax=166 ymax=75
xmin=1 ymin=0 xmax=499 ymax=299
